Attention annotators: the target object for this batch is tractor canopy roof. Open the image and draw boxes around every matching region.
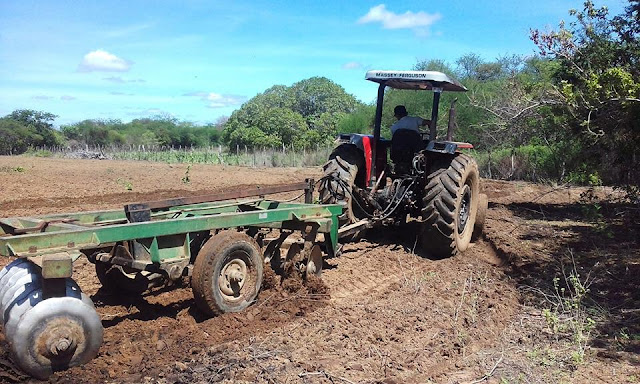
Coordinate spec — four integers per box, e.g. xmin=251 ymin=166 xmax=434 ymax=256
xmin=365 ymin=70 xmax=467 ymax=92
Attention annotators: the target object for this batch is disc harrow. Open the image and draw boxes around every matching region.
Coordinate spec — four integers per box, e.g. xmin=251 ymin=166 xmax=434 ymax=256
xmin=0 ymin=179 xmax=341 ymax=378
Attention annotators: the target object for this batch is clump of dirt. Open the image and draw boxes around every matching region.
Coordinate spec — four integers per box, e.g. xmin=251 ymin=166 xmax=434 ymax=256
xmin=304 ymin=274 xmax=330 ymax=295
xmin=280 ymin=271 xmax=304 ymax=293
xmin=260 ymin=264 xmax=279 ymax=290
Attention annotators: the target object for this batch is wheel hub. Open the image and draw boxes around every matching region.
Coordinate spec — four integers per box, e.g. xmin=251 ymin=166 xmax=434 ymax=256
xmin=458 ymin=185 xmax=471 ymax=234
xmin=219 ymin=257 xmax=247 ymax=297
xmin=37 ymin=319 xmax=83 ymax=360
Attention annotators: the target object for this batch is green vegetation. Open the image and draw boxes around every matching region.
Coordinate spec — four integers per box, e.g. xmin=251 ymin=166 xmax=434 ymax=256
xmin=541 ymin=255 xmax=597 ymax=366
xmin=0 ymin=110 xmax=63 ymax=155
xmin=60 ymin=115 xmax=224 ymax=148
xmin=223 ymin=77 xmax=362 ymax=148
xmin=2 ymin=1 xmax=638 ymax=189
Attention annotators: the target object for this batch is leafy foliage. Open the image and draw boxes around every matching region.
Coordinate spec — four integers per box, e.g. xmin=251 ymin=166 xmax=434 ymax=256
xmin=223 ymin=77 xmax=362 ymax=148
xmin=0 ymin=110 xmax=62 ymax=154
xmin=531 ymin=0 xmax=640 ymax=185
xmin=61 ymin=116 xmax=224 ymax=148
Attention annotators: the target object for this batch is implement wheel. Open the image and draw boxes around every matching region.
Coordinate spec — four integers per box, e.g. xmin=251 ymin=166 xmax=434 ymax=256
xmin=421 ymin=153 xmax=480 ymax=258
xmin=191 ymin=231 xmax=263 ymax=317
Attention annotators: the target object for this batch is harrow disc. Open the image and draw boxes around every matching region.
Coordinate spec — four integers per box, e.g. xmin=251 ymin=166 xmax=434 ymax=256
xmin=0 ymin=264 xmax=33 ymax=306
xmin=0 ymin=258 xmax=29 ymax=284
xmin=305 ymin=244 xmax=323 ymax=278
xmin=0 ymin=270 xmax=41 ymax=323
xmin=95 ymin=259 xmax=164 ymax=294
xmin=0 ymin=260 xmax=102 ymax=379
xmin=0 ymin=259 xmax=37 ymax=324
xmin=3 ymin=279 xmax=84 ymax=339
xmin=8 ymin=296 xmax=103 ymax=379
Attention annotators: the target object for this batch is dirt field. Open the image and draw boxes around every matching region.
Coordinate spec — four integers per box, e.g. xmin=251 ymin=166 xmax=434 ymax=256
xmin=0 ymin=156 xmax=638 ymax=384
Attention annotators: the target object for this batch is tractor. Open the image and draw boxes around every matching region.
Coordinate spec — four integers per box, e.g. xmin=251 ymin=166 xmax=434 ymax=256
xmin=319 ymin=70 xmax=488 ymax=258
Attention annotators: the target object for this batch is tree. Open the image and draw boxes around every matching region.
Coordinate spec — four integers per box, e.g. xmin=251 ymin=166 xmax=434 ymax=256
xmin=224 ymin=77 xmax=363 ymax=149
xmin=531 ymin=0 xmax=640 ymax=184
xmin=0 ymin=110 xmax=61 ymax=154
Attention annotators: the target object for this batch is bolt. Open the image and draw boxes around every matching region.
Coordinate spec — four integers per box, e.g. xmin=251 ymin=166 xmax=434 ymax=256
xmin=228 ymin=270 xmax=244 ymax=282
xmin=50 ymin=338 xmax=71 ymax=356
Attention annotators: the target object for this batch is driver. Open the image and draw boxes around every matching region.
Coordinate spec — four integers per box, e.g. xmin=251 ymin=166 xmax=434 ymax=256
xmin=390 ymin=105 xmax=431 ymax=136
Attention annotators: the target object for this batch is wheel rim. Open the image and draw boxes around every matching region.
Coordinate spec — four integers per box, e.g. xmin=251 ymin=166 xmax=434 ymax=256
xmin=218 ymin=251 xmax=250 ymax=301
xmin=458 ymin=184 xmax=471 ymax=234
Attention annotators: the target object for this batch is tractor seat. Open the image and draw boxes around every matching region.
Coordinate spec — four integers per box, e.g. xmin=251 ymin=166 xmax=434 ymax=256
xmin=391 ymin=129 xmax=423 ymax=168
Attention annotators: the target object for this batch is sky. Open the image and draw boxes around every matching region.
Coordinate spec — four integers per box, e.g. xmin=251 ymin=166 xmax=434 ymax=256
xmin=0 ymin=0 xmax=627 ymax=127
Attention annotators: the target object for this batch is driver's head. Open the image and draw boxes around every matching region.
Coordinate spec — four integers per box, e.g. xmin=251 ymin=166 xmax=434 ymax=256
xmin=394 ymin=105 xmax=408 ymax=119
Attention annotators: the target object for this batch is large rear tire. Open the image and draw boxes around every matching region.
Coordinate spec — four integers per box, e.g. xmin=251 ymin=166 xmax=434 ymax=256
xmin=421 ymin=153 xmax=479 ymax=258
xmin=318 ymin=144 xmax=366 ymax=240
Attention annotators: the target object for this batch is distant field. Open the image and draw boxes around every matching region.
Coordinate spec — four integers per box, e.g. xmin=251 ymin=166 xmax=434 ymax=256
xmin=25 ymin=145 xmax=335 ymax=168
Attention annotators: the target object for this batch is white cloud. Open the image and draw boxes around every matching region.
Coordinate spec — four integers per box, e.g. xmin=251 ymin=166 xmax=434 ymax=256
xmin=184 ymin=91 xmax=247 ymax=108
xmin=103 ymin=76 xmax=145 ymax=83
xmin=105 ymin=23 xmax=154 ymax=38
xmin=183 ymin=91 xmax=208 ymax=98
xmin=126 ymin=108 xmax=172 ymax=117
xmin=206 ymin=93 xmax=247 ymax=108
xmin=32 ymin=95 xmax=53 ymax=100
xmin=358 ymin=4 xmax=441 ymax=30
xmin=342 ymin=61 xmax=363 ymax=70
xmin=78 ymin=49 xmax=132 ymax=72
xmin=60 ymin=95 xmax=76 ymax=101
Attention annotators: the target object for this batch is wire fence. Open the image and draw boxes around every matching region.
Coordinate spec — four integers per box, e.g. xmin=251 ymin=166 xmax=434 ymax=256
xmin=25 ymin=144 xmax=335 ymax=168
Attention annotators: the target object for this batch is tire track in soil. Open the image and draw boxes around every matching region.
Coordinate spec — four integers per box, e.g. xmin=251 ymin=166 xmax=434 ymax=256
xmin=325 ymin=241 xmax=407 ymax=303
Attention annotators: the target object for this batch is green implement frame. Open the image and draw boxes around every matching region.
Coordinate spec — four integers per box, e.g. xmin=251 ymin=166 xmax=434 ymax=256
xmin=0 ymin=180 xmax=342 ymax=280
xmin=0 ymin=179 xmax=343 ymax=379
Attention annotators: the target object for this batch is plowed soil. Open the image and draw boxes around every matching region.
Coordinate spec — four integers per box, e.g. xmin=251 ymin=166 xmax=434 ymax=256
xmin=0 ymin=157 xmax=638 ymax=383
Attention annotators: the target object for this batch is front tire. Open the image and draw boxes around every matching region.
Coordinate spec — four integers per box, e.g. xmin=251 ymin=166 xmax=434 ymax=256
xmin=421 ymin=153 xmax=479 ymax=258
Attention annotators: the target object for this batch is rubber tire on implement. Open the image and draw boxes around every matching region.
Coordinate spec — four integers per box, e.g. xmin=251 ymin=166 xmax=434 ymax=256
xmin=318 ymin=143 xmax=365 ymax=240
xmin=191 ymin=231 xmax=263 ymax=317
xmin=421 ymin=153 xmax=480 ymax=258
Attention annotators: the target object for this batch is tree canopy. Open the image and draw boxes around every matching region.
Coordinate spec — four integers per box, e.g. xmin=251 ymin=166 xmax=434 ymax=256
xmin=0 ymin=110 xmax=62 ymax=154
xmin=223 ymin=77 xmax=363 ymax=149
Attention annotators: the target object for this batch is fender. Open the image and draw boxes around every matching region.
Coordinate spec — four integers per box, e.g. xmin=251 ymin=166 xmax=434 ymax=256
xmin=337 ymin=134 xmax=389 ymax=185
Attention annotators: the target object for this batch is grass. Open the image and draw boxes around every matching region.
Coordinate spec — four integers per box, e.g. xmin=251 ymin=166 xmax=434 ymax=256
xmin=116 ymin=178 xmax=133 ymax=191
xmin=22 ymin=145 xmax=336 ymax=168
xmin=536 ymin=251 xmax=598 ymax=366
xmin=0 ymin=165 xmax=25 ymax=173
